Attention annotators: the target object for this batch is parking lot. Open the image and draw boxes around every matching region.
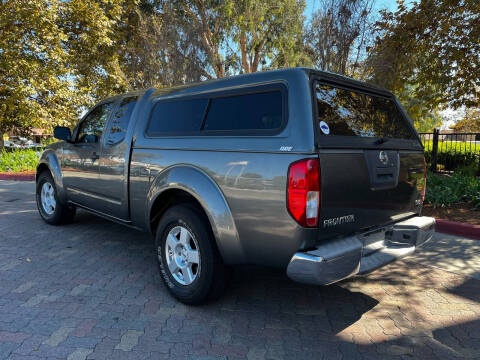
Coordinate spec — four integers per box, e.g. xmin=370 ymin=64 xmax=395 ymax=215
xmin=1 ymin=180 xmax=480 ymax=360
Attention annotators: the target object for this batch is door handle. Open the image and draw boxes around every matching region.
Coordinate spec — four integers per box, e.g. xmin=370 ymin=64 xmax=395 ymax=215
xmin=91 ymin=152 xmax=99 ymax=161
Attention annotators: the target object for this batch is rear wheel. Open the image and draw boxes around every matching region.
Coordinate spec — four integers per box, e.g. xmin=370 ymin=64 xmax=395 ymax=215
xmin=36 ymin=171 xmax=75 ymax=225
xmin=155 ymin=204 xmax=228 ymax=304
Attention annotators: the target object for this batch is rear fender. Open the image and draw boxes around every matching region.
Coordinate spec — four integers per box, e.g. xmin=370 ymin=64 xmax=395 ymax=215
xmin=147 ymin=165 xmax=244 ymax=264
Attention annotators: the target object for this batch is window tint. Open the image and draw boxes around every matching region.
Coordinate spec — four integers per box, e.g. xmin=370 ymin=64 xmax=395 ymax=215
xmin=203 ymin=91 xmax=283 ymax=132
xmin=315 ymin=84 xmax=415 ymax=139
xmin=147 ymin=98 xmax=208 ymax=134
xmin=106 ymin=97 xmax=137 ymax=145
xmin=77 ymin=102 xmax=114 ymax=143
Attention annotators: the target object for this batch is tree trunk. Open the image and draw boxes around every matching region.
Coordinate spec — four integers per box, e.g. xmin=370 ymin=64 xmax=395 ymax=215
xmin=0 ymin=136 xmax=4 ymax=152
xmin=240 ymin=31 xmax=250 ymax=73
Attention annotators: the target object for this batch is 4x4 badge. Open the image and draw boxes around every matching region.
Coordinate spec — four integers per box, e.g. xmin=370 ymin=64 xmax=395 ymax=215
xmin=379 ymin=151 xmax=388 ymax=165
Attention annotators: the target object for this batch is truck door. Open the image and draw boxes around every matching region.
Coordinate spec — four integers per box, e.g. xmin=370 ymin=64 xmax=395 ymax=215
xmin=96 ymin=96 xmax=138 ymax=220
xmin=62 ymin=101 xmax=115 ymax=210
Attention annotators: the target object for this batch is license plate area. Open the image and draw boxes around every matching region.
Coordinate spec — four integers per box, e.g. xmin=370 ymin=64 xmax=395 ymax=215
xmin=358 ymin=227 xmax=391 ymax=256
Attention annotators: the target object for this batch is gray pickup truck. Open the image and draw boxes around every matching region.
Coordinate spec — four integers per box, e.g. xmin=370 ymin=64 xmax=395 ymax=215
xmin=36 ymin=68 xmax=435 ymax=304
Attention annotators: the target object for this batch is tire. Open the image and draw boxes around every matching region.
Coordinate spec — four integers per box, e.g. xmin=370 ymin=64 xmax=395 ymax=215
xmin=155 ymin=203 xmax=228 ymax=305
xmin=36 ymin=171 xmax=76 ymax=225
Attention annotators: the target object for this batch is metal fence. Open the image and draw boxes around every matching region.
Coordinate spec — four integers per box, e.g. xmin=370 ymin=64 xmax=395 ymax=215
xmin=418 ymin=129 xmax=480 ymax=172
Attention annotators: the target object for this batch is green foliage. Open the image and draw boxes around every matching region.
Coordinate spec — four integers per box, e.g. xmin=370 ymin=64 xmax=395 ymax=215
xmin=169 ymin=0 xmax=307 ymax=77
xmin=0 ymin=149 xmax=40 ymax=173
xmin=425 ymin=171 xmax=480 ymax=208
xmin=397 ymin=86 xmax=443 ymax=132
xmin=368 ymin=0 xmax=480 ymax=110
xmin=0 ymin=0 xmax=134 ymax=140
xmin=0 ymin=0 xmax=78 ymax=136
xmin=450 ymin=109 xmax=480 ymax=132
xmin=230 ymin=0 xmax=308 ymax=72
xmin=424 ymin=150 xmax=479 ymax=171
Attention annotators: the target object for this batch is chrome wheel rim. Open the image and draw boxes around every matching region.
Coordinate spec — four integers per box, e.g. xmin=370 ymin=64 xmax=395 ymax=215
xmin=40 ymin=182 xmax=56 ymax=215
xmin=162 ymin=225 xmax=200 ymax=285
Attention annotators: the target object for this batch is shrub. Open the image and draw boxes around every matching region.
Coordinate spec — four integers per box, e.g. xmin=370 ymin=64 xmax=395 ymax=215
xmin=423 ymin=139 xmax=480 ymax=153
xmin=424 ymin=150 xmax=479 ymax=171
xmin=425 ymin=171 xmax=480 ymax=208
xmin=0 ymin=149 xmax=40 ymax=172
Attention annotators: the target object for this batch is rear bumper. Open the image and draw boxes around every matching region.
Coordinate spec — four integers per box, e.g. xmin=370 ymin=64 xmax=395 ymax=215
xmin=286 ymin=216 xmax=435 ymax=285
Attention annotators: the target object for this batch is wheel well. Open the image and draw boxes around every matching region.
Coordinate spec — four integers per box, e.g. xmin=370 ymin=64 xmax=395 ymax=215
xmin=36 ymin=163 xmax=50 ymax=180
xmin=149 ymin=189 xmax=211 ymax=236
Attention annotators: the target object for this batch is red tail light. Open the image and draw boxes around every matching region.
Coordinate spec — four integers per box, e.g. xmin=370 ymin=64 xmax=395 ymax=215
xmin=287 ymin=159 xmax=320 ymax=227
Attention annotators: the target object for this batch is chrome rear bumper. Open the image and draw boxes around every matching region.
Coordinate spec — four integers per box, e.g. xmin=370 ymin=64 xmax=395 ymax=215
xmin=286 ymin=216 xmax=435 ymax=285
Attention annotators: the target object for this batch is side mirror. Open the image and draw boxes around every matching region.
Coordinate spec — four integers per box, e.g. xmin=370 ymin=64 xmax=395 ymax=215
xmin=53 ymin=126 xmax=72 ymax=142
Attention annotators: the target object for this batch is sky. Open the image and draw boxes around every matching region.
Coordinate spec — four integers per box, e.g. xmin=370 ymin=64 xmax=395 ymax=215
xmin=304 ymin=0 xmax=410 ymax=18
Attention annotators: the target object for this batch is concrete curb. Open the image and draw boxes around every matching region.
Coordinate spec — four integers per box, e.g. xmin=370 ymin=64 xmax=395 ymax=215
xmin=436 ymin=218 xmax=480 ymax=240
xmin=0 ymin=173 xmax=35 ymax=181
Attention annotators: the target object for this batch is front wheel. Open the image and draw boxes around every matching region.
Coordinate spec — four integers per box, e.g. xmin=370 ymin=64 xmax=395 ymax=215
xmin=155 ymin=204 xmax=228 ymax=305
xmin=36 ymin=172 xmax=75 ymax=225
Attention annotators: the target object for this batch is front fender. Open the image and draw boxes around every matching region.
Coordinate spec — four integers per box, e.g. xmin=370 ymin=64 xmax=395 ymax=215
xmin=37 ymin=149 xmax=67 ymax=203
xmin=147 ymin=165 xmax=244 ymax=264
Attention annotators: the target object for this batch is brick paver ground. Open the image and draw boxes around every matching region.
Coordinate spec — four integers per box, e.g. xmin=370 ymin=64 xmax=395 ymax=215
xmin=1 ymin=180 xmax=479 ymax=359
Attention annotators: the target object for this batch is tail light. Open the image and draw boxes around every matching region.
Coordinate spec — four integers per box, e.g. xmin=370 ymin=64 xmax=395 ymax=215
xmin=287 ymin=159 xmax=320 ymax=227
xmin=422 ymin=158 xmax=427 ymax=202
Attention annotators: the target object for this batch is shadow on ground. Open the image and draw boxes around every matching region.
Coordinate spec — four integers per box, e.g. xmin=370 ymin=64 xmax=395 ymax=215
xmin=0 ymin=185 xmax=479 ymax=359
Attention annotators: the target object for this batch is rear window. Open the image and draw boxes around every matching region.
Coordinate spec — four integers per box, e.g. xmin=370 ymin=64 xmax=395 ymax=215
xmin=315 ymin=83 xmax=416 ymax=140
xmin=147 ymin=98 xmax=208 ymax=135
xmin=203 ymin=91 xmax=283 ymax=132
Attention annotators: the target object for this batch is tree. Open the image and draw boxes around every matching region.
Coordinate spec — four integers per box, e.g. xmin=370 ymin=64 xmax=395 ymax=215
xmin=0 ymin=0 xmax=78 ymax=150
xmin=166 ymin=0 xmax=229 ymax=78
xmin=367 ymin=0 xmax=480 ymax=110
xmin=305 ymin=0 xmax=375 ymax=77
xmin=450 ymin=109 xmax=480 ymax=132
xmin=116 ymin=1 xmax=210 ymax=88
xmin=59 ymin=0 xmax=132 ymax=102
xmin=399 ymin=91 xmax=443 ymax=132
xmin=228 ymin=0 xmax=308 ymax=73
xmin=167 ymin=0 xmax=308 ymax=78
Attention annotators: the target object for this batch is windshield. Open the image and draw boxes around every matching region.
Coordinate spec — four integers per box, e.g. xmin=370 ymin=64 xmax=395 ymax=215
xmin=315 ymin=83 xmax=416 ymax=140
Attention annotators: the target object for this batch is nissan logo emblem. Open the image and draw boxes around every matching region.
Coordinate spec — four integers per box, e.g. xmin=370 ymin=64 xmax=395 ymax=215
xmin=379 ymin=151 xmax=389 ymax=165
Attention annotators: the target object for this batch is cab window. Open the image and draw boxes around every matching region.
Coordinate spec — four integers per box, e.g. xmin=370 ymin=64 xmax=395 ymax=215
xmin=106 ymin=97 xmax=137 ymax=145
xmin=77 ymin=102 xmax=115 ymax=143
xmin=203 ymin=91 xmax=283 ymax=132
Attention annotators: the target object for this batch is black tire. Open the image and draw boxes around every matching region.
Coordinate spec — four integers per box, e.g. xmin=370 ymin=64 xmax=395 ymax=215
xmin=36 ymin=171 xmax=76 ymax=225
xmin=155 ymin=203 xmax=227 ymax=305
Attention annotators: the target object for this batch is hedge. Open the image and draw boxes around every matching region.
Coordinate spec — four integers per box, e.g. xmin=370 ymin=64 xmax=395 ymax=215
xmin=0 ymin=149 xmax=40 ymax=172
xmin=422 ymin=140 xmax=480 ymax=171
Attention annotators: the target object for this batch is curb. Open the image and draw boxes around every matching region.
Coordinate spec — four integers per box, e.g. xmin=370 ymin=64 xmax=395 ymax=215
xmin=436 ymin=218 xmax=480 ymax=240
xmin=0 ymin=173 xmax=35 ymax=181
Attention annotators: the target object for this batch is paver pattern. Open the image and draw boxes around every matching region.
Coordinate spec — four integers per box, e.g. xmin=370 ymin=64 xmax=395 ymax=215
xmin=1 ymin=180 xmax=480 ymax=360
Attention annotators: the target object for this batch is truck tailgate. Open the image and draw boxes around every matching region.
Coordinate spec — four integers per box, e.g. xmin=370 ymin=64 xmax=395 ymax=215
xmin=318 ymin=150 xmax=425 ymax=239
xmin=311 ymin=79 xmax=425 ymax=240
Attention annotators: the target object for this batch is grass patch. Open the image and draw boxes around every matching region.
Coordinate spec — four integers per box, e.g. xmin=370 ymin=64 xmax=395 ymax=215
xmin=0 ymin=149 xmax=40 ymax=172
